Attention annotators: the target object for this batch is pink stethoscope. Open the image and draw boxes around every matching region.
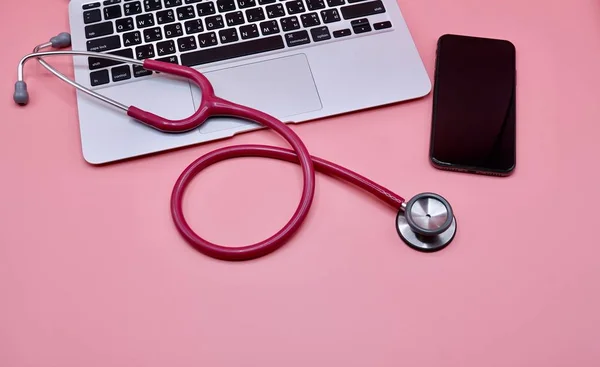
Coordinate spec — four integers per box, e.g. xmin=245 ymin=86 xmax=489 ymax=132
xmin=14 ymin=32 xmax=457 ymax=261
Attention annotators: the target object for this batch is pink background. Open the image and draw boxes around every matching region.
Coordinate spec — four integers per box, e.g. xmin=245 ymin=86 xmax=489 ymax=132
xmin=2 ymin=0 xmax=599 ymax=366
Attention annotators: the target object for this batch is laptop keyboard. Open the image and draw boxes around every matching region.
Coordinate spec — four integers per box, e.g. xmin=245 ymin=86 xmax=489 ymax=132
xmin=81 ymin=0 xmax=393 ymax=87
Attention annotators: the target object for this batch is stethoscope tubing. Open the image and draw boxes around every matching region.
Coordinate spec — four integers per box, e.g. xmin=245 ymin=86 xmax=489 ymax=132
xmin=171 ymin=144 xmax=406 ymax=260
xmin=22 ymin=43 xmax=406 ymax=261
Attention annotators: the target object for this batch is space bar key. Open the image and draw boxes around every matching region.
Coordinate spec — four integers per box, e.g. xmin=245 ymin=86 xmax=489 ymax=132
xmin=180 ymin=35 xmax=285 ymax=67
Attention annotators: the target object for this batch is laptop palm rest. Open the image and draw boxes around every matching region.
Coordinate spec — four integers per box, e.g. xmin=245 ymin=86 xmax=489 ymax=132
xmin=190 ymin=53 xmax=323 ymax=134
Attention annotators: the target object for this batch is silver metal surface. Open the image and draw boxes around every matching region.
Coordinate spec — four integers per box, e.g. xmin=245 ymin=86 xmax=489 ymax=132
xmin=34 ymin=42 xmax=53 ymax=54
xmin=396 ymin=214 xmax=456 ymax=252
xmin=400 ymin=202 xmax=407 ymax=211
xmin=404 ymin=193 xmax=454 ymax=236
xmin=19 ymin=51 xmax=143 ymax=112
xmin=408 ymin=197 xmax=449 ymax=232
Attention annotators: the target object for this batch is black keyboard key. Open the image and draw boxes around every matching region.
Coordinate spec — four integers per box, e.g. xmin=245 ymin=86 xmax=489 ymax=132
xmin=185 ymin=0 xmax=203 ymax=3
xmin=332 ymin=28 xmax=350 ymax=37
xmin=136 ymin=44 xmax=155 ymax=59
xmin=239 ymin=24 xmax=259 ymax=39
xmin=305 ymin=0 xmax=325 ymax=10
xmin=237 ymin=0 xmax=256 ymax=8
xmin=258 ymin=0 xmax=276 ymax=4
xmin=347 ymin=0 xmax=367 ymax=3
xmin=83 ymin=2 xmax=101 ymax=10
xmin=320 ymin=9 xmax=340 ymax=23
xmin=350 ymin=17 xmax=370 ymax=33
xmin=216 ymin=0 xmax=236 ymax=12
xmin=177 ymin=36 xmax=197 ymax=51
xmin=104 ymin=5 xmax=122 ymax=20
xmin=218 ymin=28 xmax=239 ymax=44
xmin=90 ymin=69 xmax=110 ymax=86
xmin=136 ymin=14 xmax=156 ymax=28
xmin=246 ymin=7 xmax=265 ymax=22
xmin=300 ymin=12 xmax=320 ymax=27
xmin=181 ymin=35 xmax=284 ymax=66
xmin=124 ymin=1 xmax=143 ymax=15
xmin=83 ymin=9 xmax=102 ymax=24
xmin=144 ymin=0 xmax=162 ymax=11
xmin=259 ymin=20 xmax=280 ymax=35
xmin=310 ymin=25 xmax=330 ymax=41
xmin=87 ymin=35 xmax=121 ymax=51
xmin=196 ymin=2 xmax=216 ymax=16
xmin=340 ymin=0 xmax=385 ymax=19
xmin=133 ymin=65 xmax=153 ymax=77
xmin=352 ymin=24 xmax=370 ymax=33
xmin=157 ymin=10 xmax=176 ymax=23
xmin=266 ymin=4 xmax=285 ymax=18
xmin=198 ymin=32 xmax=218 ymax=47
xmin=123 ymin=30 xmax=142 ymax=46
xmin=177 ymin=5 xmax=196 ymax=19
xmin=326 ymin=0 xmax=344 ymax=5
xmin=144 ymin=27 xmax=163 ymax=42
xmin=285 ymin=30 xmax=310 ymax=47
xmin=350 ymin=17 xmax=368 ymax=26
xmin=116 ymin=17 xmax=135 ymax=32
xmin=284 ymin=1 xmax=304 ymax=15
xmin=226 ymin=11 xmax=245 ymax=26
xmin=157 ymin=55 xmax=179 ymax=64
xmin=184 ymin=19 xmax=204 ymax=34
xmin=205 ymin=15 xmax=224 ymax=29
xmin=157 ymin=40 xmax=177 ymax=55
xmin=373 ymin=20 xmax=391 ymax=30
xmin=164 ymin=22 xmax=184 ymax=38
xmin=88 ymin=48 xmax=134 ymax=70
xmin=104 ymin=0 xmax=121 ymax=5
xmin=280 ymin=16 xmax=299 ymax=31
xmin=164 ymin=0 xmax=183 ymax=7
xmin=85 ymin=21 xmax=114 ymax=39
xmin=111 ymin=65 xmax=132 ymax=82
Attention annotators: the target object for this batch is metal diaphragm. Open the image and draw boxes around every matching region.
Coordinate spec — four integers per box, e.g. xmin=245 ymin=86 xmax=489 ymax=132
xmin=396 ymin=192 xmax=457 ymax=252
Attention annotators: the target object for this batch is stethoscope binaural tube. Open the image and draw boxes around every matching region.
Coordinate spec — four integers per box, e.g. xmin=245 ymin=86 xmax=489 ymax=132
xmin=15 ymin=33 xmax=458 ymax=261
xmin=14 ymin=40 xmax=139 ymax=110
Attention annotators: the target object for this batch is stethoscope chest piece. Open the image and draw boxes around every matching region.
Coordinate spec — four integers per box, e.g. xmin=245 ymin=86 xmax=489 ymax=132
xmin=396 ymin=192 xmax=457 ymax=252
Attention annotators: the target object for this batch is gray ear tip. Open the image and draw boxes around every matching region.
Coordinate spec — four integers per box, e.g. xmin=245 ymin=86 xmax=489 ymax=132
xmin=50 ymin=32 xmax=72 ymax=48
xmin=13 ymin=81 xmax=29 ymax=105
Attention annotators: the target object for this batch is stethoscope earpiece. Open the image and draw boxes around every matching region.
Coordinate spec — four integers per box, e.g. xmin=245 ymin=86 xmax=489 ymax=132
xmin=13 ymin=81 xmax=29 ymax=105
xmin=396 ymin=192 xmax=457 ymax=252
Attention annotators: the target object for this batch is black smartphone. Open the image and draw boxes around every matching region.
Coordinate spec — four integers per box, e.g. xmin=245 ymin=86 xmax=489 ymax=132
xmin=430 ymin=34 xmax=516 ymax=176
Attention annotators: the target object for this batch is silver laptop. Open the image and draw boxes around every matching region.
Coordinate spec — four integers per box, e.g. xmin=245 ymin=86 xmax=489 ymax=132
xmin=68 ymin=0 xmax=431 ymax=164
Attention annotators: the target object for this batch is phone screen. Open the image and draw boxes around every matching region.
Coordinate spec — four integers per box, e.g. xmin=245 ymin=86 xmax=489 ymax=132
xmin=430 ymin=34 xmax=516 ymax=175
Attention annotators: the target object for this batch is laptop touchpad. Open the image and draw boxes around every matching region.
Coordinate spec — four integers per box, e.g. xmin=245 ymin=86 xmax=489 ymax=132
xmin=190 ymin=53 xmax=322 ymax=134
